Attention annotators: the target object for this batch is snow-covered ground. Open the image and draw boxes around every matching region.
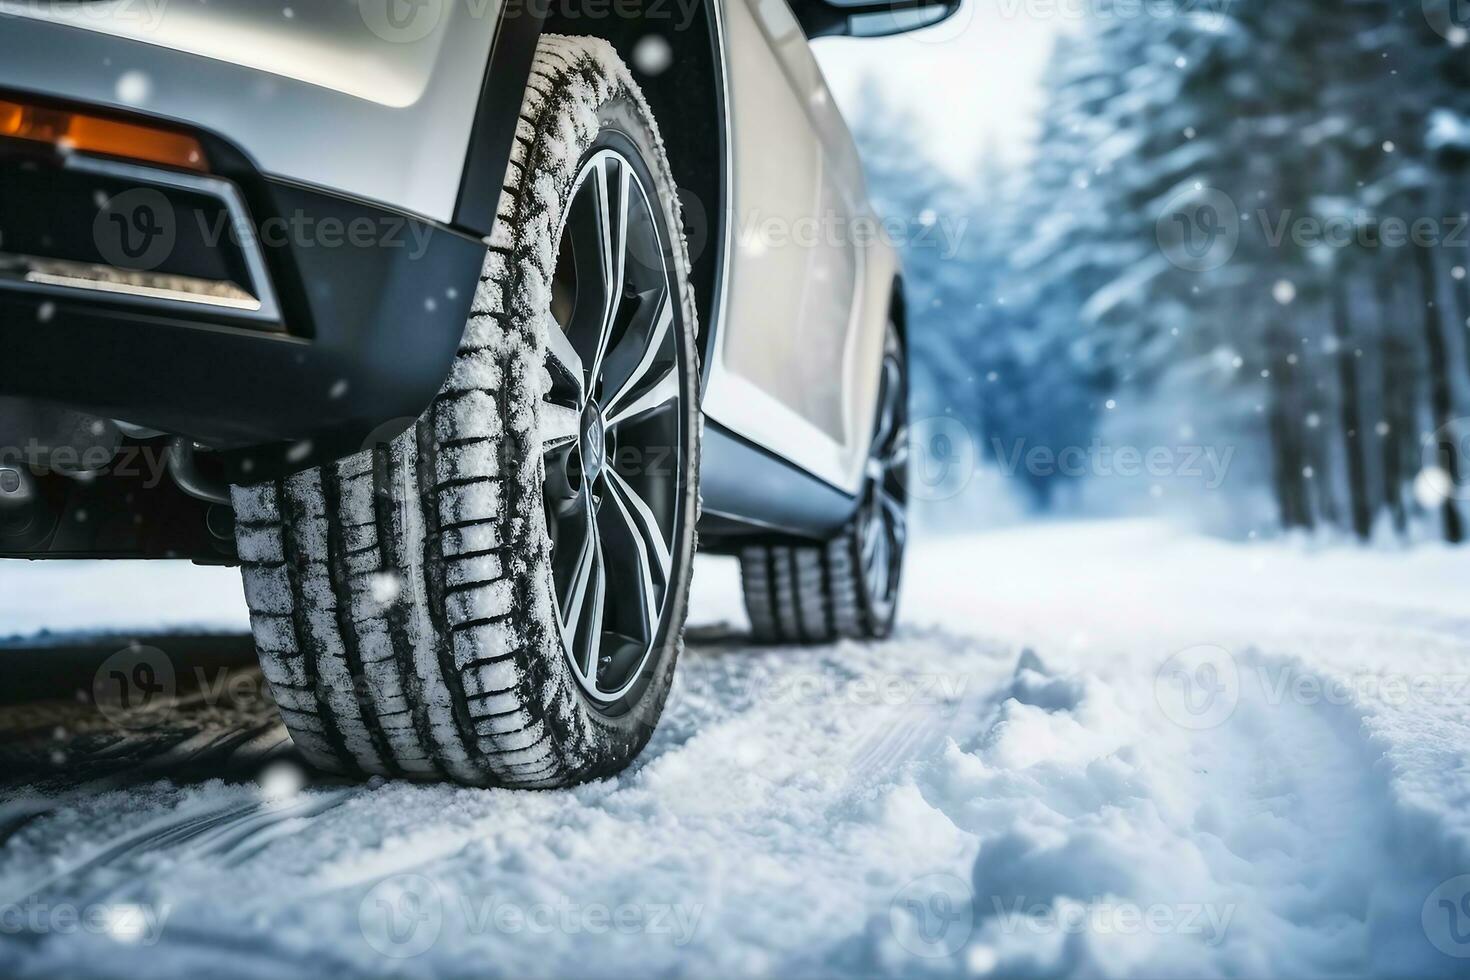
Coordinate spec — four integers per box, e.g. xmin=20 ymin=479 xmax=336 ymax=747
xmin=2 ymin=520 xmax=1469 ymax=978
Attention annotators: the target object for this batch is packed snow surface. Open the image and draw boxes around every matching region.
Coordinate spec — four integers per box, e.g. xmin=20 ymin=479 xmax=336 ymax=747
xmin=2 ymin=520 xmax=1469 ymax=977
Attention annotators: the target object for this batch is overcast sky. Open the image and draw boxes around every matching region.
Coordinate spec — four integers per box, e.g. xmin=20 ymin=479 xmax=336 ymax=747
xmin=812 ymin=3 xmax=1065 ymax=178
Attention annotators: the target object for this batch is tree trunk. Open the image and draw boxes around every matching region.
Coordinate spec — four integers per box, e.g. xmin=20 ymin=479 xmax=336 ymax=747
xmin=1413 ymin=239 xmax=1465 ymax=543
xmin=1331 ymin=270 xmax=1372 ymax=539
xmin=1376 ymin=257 xmax=1409 ymax=538
xmin=1267 ymin=318 xmax=1310 ymax=530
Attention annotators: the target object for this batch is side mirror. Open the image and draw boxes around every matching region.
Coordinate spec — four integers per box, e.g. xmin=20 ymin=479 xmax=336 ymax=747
xmin=789 ymin=0 xmax=961 ymax=39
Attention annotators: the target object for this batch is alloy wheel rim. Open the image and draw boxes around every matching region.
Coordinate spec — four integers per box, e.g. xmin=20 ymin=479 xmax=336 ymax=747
xmin=540 ymin=148 xmax=682 ymax=704
xmin=860 ymin=332 xmax=908 ymax=622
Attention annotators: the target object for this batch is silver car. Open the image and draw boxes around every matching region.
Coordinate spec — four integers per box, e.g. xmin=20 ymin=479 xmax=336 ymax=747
xmin=0 ymin=0 xmax=954 ymax=785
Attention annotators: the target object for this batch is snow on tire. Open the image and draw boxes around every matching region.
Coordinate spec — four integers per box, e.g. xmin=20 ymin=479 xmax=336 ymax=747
xmin=232 ymin=35 xmax=700 ymax=788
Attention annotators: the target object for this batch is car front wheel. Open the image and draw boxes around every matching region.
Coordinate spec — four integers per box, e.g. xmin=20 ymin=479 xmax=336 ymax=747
xmin=231 ymin=36 xmax=701 ymax=788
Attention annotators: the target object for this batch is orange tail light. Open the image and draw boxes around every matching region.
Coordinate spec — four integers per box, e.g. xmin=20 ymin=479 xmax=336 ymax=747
xmin=0 ymin=97 xmax=207 ymax=173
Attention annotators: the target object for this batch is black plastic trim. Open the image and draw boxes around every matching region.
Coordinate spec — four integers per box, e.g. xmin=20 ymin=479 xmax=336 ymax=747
xmin=698 ymin=419 xmax=858 ymax=544
xmin=0 ymin=173 xmax=485 ymax=481
xmin=453 ymin=0 xmax=548 ymax=236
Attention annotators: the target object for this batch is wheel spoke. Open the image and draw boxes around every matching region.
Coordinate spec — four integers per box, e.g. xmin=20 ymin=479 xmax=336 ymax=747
xmin=583 ymin=539 xmax=606 ymax=676
xmin=602 ymin=290 xmax=673 ymax=419
xmin=544 ymin=318 xmax=586 ymax=399
xmin=540 ymin=402 xmax=581 ymax=454
xmin=589 ymin=157 xmax=630 ymax=385
xmin=604 ymin=367 xmax=678 ymax=429
xmin=560 ymin=497 xmax=600 ymax=643
xmin=887 ymin=438 xmax=909 ymax=471
xmin=603 ymin=467 xmax=671 ymax=639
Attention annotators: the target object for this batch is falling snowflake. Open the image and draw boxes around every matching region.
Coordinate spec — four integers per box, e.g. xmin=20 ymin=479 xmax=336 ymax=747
xmin=1273 ymin=280 xmax=1296 ymax=305
xmin=632 ymin=35 xmax=673 ymax=77
xmin=370 ymin=571 xmax=404 ymax=605
xmin=115 ymin=71 xmax=151 ymax=106
xmin=258 ymin=760 xmax=306 ymax=801
xmin=1414 ymin=467 xmax=1453 ymax=508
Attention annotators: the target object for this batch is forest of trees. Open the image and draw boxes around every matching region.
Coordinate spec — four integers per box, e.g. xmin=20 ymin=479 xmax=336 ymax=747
xmin=851 ymin=0 xmax=1470 ymax=543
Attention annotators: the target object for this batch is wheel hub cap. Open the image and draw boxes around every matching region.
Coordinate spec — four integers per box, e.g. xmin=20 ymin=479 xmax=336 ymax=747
xmin=580 ymin=402 xmax=607 ymax=482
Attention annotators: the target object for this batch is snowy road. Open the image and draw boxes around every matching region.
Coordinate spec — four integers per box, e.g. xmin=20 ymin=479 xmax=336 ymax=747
xmin=2 ymin=520 xmax=1469 ymax=977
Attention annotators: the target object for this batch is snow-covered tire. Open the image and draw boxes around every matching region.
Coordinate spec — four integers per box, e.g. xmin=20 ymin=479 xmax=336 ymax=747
xmin=231 ymin=36 xmax=700 ymax=788
xmin=739 ymin=322 xmax=907 ymax=644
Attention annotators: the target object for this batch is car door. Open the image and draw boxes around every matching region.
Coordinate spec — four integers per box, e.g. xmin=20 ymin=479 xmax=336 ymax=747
xmin=703 ymin=0 xmax=895 ymax=497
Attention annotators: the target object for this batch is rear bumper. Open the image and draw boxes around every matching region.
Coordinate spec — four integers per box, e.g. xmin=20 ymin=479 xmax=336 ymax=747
xmin=0 ymin=120 xmax=486 ymax=481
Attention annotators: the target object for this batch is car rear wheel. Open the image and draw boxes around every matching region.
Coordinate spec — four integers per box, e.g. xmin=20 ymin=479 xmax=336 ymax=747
xmin=231 ymin=36 xmax=700 ymax=787
xmin=738 ymin=321 xmax=909 ymax=643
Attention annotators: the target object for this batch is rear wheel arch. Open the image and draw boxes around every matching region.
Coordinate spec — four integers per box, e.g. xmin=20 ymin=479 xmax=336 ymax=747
xmin=887 ymin=274 xmax=909 ymax=351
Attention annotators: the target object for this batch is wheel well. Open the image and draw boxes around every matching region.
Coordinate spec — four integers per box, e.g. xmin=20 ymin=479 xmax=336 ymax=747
xmin=544 ymin=4 xmax=728 ymax=379
xmin=888 ymin=275 xmax=908 ymax=348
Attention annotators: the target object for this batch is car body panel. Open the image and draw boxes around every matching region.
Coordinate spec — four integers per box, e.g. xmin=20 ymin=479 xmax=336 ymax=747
xmin=701 ymin=0 xmax=896 ymax=496
xmin=0 ymin=0 xmax=499 ymax=223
